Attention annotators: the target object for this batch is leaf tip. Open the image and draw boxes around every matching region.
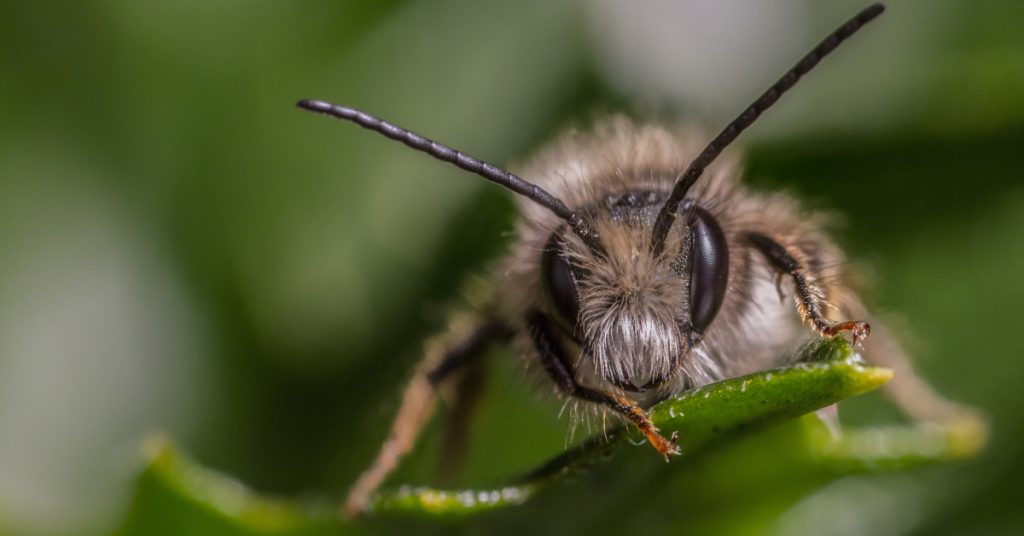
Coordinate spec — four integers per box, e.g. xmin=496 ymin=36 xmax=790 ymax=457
xmin=857 ymin=366 xmax=894 ymax=392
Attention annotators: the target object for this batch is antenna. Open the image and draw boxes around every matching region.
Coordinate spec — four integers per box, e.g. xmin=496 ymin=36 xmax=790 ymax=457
xmin=649 ymin=3 xmax=885 ymax=256
xmin=296 ymin=99 xmax=603 ymax=253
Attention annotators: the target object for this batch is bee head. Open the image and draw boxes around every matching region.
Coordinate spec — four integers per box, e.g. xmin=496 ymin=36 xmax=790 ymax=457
xmin=541 ymin=195 xmax=729 ymax=391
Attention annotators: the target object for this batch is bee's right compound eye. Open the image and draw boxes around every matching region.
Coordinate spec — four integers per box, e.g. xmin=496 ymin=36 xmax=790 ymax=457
xmin=541 ymin=234 xmax=580 ymax=336
xmin=686 ymin=206 xmax=729 ymax=340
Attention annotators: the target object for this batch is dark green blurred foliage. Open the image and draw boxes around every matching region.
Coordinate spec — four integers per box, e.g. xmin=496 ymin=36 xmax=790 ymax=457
xmin=1 ymin=1 xmax=1022 ymax=535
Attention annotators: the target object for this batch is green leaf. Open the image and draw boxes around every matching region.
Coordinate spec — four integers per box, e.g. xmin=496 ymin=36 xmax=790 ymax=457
xmin=367 ymin=337 xmax=893 ymax=517
xmin=115 ymin=338 xmax=987 ymax=534
xmin=115 ymin=435 xmax=346 ymax=536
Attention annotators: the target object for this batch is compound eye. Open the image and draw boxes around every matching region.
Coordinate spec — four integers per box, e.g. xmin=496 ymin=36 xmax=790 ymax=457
xmin=687 ymin=207 xmax=729 ymax=339
xmin=541 ymin=233 xmax=580 ymax=335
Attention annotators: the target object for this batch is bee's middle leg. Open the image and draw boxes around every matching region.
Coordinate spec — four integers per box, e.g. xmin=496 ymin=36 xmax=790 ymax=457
xmin=343 ymin=316 xmax=512 ymax=517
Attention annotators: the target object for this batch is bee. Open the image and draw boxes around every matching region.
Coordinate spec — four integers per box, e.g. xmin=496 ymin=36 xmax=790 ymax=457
xmin=299 ymin=3 xmax=970 ymax=517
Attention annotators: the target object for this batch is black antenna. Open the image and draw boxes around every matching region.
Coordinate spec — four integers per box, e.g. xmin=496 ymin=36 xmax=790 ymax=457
xmin=296 ymin=99 xmax=603 ymax=253
xmin=650 ymin=3 xmax=885 ymax=256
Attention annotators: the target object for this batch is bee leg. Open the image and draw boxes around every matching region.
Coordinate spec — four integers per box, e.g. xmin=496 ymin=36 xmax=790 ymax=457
xmin=343 ymin=317 xmax=512 ymax=518
xmin=436 ymin=352 xmax=485 ymax=485
xmin=527 ymin=311 xmax=681 ymax=460
xmin=745 ymin=232 xmax=870 ymax=344
xmin=744 ymin=234 xmax=987 ymax=450
xmin=862 ymin=320 xmax=980 ymax=423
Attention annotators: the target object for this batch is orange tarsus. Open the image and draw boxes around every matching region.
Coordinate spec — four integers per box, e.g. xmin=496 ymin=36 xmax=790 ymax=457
xmin=822 ymin=320 xmax=871 ymax=347
xmin=610 ymin=393 xmax=681 ymax=460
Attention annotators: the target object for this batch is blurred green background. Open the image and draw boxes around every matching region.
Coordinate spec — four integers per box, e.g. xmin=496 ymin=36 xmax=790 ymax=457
xmin=1 ymin=1 xmax=1022 ymax=534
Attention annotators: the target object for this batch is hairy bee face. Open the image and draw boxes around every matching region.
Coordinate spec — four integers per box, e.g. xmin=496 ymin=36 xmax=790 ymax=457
xmin=540 ymin=193 xmax=730 ymax=393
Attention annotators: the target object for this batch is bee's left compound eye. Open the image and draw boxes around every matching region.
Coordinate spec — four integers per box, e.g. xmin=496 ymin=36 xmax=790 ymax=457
xmin=541 ymin=233 xmax=580 ymax=335
xmin=687 ymin=207 xmax=729 ymax=340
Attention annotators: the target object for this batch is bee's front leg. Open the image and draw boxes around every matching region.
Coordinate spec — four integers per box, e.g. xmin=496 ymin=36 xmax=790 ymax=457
xmin=744 ymin=231 xmax=870 ymax=345
xmin=527 ymin=311 xmax=680 ymax=460
xmin=743 ymin=230 xmax=982 ymax=429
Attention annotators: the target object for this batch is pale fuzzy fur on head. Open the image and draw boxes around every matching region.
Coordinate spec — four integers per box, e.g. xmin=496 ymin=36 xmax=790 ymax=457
xmin=568 ymin=221 xmax=685 ymax=389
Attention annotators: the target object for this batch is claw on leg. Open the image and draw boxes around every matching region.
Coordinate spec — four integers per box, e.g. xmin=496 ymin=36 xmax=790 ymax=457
xmin=609 ymin=394 xmax=680 ymax=460
xmin=822 ymin=320 xmax=871 ymax=347
xmin=647 ymin=425 xmax=680 ymax=461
